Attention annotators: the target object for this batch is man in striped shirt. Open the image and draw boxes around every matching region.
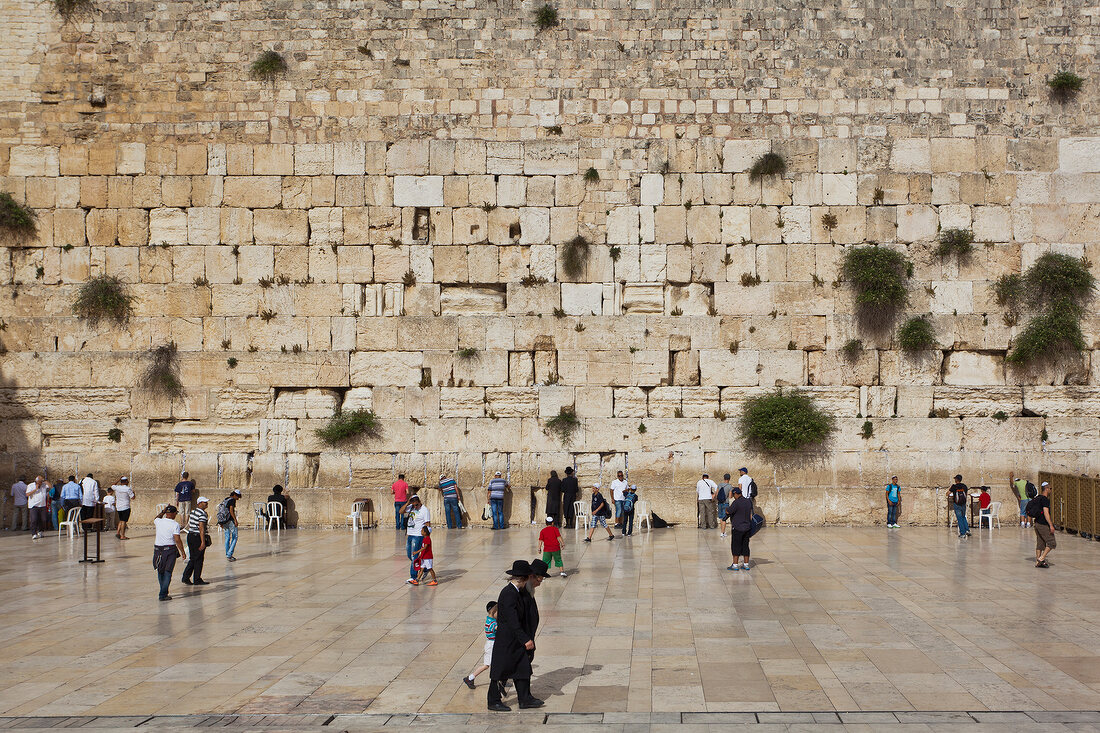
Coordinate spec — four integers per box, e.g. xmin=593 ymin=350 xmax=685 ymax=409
xmin=181 ymin=497 xmax=210 ymax=586
xmin=486 ymin=472 xmax=509 ymax=530
xmin=439 ymin=473 xmax=464 ymax=529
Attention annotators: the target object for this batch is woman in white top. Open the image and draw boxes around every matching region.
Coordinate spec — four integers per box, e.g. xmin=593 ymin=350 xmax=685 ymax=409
xmin=112 ymin=477 xmax=136 ymax=540
xmin=152 ymin=505 xmax=185 ymax=601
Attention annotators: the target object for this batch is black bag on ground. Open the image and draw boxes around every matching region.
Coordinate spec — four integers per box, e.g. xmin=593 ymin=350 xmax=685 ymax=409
xmin=650 ymin=511 xmax=670 ymax=529
xmin=749 ymin=513 xmax=765 ymax=537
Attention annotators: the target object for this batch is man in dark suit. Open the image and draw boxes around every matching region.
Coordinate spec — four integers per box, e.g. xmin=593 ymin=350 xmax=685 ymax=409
xmin=487 ymin=559 xmax=549 ymax=711
xmin=560 ymin=467 xmax=579 ymax=528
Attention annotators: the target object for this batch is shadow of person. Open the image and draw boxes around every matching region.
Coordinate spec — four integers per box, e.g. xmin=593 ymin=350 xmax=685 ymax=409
xmin=532 ymin=664 xmax=602 ymax=698
xmin=432 ymin=568 xmax=467 ymax=583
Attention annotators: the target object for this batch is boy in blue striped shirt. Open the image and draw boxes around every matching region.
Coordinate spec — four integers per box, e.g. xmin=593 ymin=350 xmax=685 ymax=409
xmin=464 ymin=602 xmax=498 ymax=689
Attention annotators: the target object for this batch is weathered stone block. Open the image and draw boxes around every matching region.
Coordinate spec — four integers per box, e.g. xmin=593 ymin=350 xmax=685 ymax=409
xmin=393 ymin=176 xmax=444 ymax=207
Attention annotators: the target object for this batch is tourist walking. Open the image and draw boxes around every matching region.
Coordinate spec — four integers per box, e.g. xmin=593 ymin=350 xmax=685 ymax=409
xmin=27 ymin=476 xmax=50 ymax=540
xmin=113 ymin=476 xmax=135 ymax=540
xmin=218 ymin=489 xmax=241 ymax=561
xmin=886 ymin=476 xmax=900 ymax=528
xmin=610 ymin=470 xmax=628 ymax=527
xmin=391 ymin=474 xmax=409 ymax=529
xmin=414 ymin=527 xmax=437 ymax=586
xmin=561 ymin=467 xmax=579 ymax=528
xmin=727 ymin=486 xmax=753 ymax=571
xmin=153 ymin=505 xmax=185 ymax=601
xmin=696 ymin=473 xmax=717 ymax=529
xmin=181 ymin=497 xmax=210 ymax=586
xmin=950 ymin=474 xmax=971 ymax=538
xmin=487 ymin=559 xmax=547 ymax=711
xmin=486 ymin=471 xmax=508 ymax=530
xmin=439 ymin=473 xmax=463 ymax=529
xmin=10 ymin=477 xmax=28 ymax=531
xmin=80 ymin=473 xmax=99 ymax=523
xmin=463 ymin=601 xmax=498 ymax=689
xmin=1030 ymin=481 xmax=1056 ymax=568
xmin=403 ymin=495 xmax=431 ymax=584
xmin=544 ymin=470 xmax=562 ymax=526
xmin=583 ymin=484 xmax=616 ymax=542
xmin=738 ymin=467 xmax=756 ymax=511
xmin=174 ymin=472 xmax=195 ymax=522
xmin=537 ymin=516 xmax=566 ymax=576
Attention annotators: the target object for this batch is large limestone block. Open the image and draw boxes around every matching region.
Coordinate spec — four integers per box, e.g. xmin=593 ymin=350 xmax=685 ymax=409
xmin=808 ymin=350 xmax=879 ymax=386
xmin=254 ymin=210 xmax=308 ymax=245
xmin=699 ymin=349 xmax=760 ymax=386
xmin=890 ymin=138 xmax=932 ymax=172
xmin=1058 ymin=138 xmax=1100 ymax=174
xmin=386 ymin=140 xmax=430 ymax=175
xmin=622 ymin=283 xmax=664 ymax=314
xmin=519 ymin=207 xmax=550 ymax=244
xmin=897 ymin=205 xmax=938 ymax=242
xmin=440 ymin=286 xmax=506 ymax=314
xmin=524 ymin=141 xmax=578 ymax=175
xmin=722 ymin=140 xmax=771 ymax=173
xmin=932 ymin=386 xmax=1022 ymax=417
xmin=440 ymin=387 xmax=485 ymax=417
xmin=667 ymin=283 xmax=711 ymax=315
xmin=393 ymin=176 xmax=444 ymax=207
xmin=561 ymin=283 xmax=603 ymax=316
xmin=148 ymin=421 xmax=259 ymax=452
xmin=486 ymin=387 xmax=538 ymax=417
xmin=149 ymin=208 xmax=187 ymax=245
xmin=640 ymin=174 xmax=664 ymax=205
xmin=234 ymin=352 xmax=349 ymax=388
xmin=274 ymin=388 xmax=340 ymax=418
xmin=607 ymin=207 xmax=641 ymax=244
xmin=350 ymin=352 xmax=422 ymax=387
xmin=1023 ymin=386 xmax=1100 ymax=417
xmin=213 ymin=387 xmax=272 ymax=419
xmin=9 ymin=146 xmax=59 ymax=177
xmin=944 ymin=352 xmax=1005 ymax=386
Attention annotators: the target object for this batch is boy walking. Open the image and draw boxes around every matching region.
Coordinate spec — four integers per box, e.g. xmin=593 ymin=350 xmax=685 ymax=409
xmin=583 ymin=485 xmax=616 ymax=542
xmin=537 ymin=517 xmax=567 ymax=577
xmin=1031 ymin=482 xmax=1056 ymax=568
xmin=413 ymin=527 xmax=437 ymax=585
xmin=463 ymin=602 xmax=498 ymax=689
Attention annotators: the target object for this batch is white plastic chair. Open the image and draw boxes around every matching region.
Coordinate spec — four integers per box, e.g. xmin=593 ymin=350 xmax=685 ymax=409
xmin=573 ymin=500 xmax=588 ymax=529
xmin=252 ymin=502 xmax=266 ymax=530
xmin=58 ymin=507 xmax=81 ymax=539
xmin=346 ymin=501 xmax=365 ymax=530
xmin=979 ymin=501 xmax=1001 ymax=529
xmin=637 ymin=500 xmax=651 ymax=531
xmin=266 ymin=501 xmax=284 ymax=530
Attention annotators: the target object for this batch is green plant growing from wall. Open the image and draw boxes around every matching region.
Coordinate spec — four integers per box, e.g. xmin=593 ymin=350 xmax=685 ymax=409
xmin=841 ymin=245 xmax=910 ymax=334
xmin=860 ymin=420 xmax=874 ymax=440
xmin=740 ymin=272 xmax=761 ymax=286
xmin=51 ymin=0 xmax=94 ymax=20
xmin=872 ymin=187 xmax=886 ymax=205
xmin=456 ymin=347 xmax=480 ymax=360
xmin=139 ymin=343 xmax=184 ymax=401
xmin=227 ymin=357 xmax=238 ymax=369
xmin=1008 ymin=253 xmax=1096 ymax=367
xmin=841 ymin=338 xmax=862 ymax=361
xmin=584 ymin=167 xmax=600 ymax=183
xmin=250 ymin=50 xmax=287 ymax=81
xmin=534 ymin=4 xmax=559 ymax=30
xmin=739 ymin=388 xmax=835 ymax=452
xmin=749 ymin=152 xmax=786 ymax=181
xmin=107 ymin=427 xmax=123 ymax=443
xmin=609 ymin=246 xmax=621 ymax=261
xmin=72 ymin=275 xmax=134 ymax=326
xmin=992 ymin=410 xmax=1008 ymax=422
xmin=896 ymin=315 xmax=936 ymax=351
xmin=561 ymin=235 xmax=590 ymax=278
xmin=546 ymin=406 xmax=580 ymax=446
xmin=994 ymin=273 xmax=1021 ymax=309
xmin=1049 ymin=71 xmax=1084 ymax=103
xmin=0 ymin=193 xmax=37 ymax=242
xmin=402 ymin=269 xmax=416 ymax=287
xmin=820 ymin=212 xmax=838 ymax=232
xmin=935 ymin=228 xmax=975 ymax=259
xmin=316 ymin=409 xmax=382 ymax=446
xmin=638 ymin=422 xmax=647 ymax=434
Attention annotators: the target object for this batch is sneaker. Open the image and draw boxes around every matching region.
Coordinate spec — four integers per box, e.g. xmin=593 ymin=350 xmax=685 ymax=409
xmin=194 ymin=580 xmax=209 ymax=585
xmin=1037 ymin=560 xmax=1050 ymax=568
xmin=405 ymin=578 xmax=415 ymax=584
xmin=427 ymin=581 xmax=438 ymax=586
xmin=487 ymin=703 xmax=510 ymax=712
xmin=227 ymin=556 xmax=237 ymax=562
xmin=560 ymin=572 xmax=567 ymax=577
xmin=409 ymin=579 xmax=419 ymax=586
xmin=182 ymin=579 xmax=193 ymax=585
xmin=720 ymin=533 xmax=727 ymax=538
xmin=727 ymin=564 xmax=740 ymax=571
xmin=583 ymin=538 xmax=591 ymax=543
xmin=464 ymin=676 xmax=475 ymax=690
xmin=741 ymin=563 xmax=750 ymax=571
xmin=607 ymin=535 xmax=616 ymax=540
xmin=965 ymin=532 xmax=972 ymax=537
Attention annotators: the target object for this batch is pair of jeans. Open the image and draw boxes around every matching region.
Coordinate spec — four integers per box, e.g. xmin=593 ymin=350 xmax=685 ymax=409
xmin=614 ymin=499 xmax=624 ymax=522
xmin=224 ymin=523 xmax=238 ymax=557
xmin=887 ymin=502 xmax=898 ymax=525
xmin=622 ymin=510 xmax=634 ymax=535
xmin=182 ymin=533 xmax=206 ymax=582
xmin=29 ymin=506 xmax=50 ymax=535
xmin=444 ymin=498 xmax=461 ymax=529
xmin=490 ymin=498 xmax=504 ymax=529
xmin=406 ymin=535 xmax=423 ymax=578
xmin=157 ymin=571 xmax=172 ymax=599
xmin=954 ymin=505 xmax=969 ymax=536
xmin=395 ymin=502 xmax=408 ymax=529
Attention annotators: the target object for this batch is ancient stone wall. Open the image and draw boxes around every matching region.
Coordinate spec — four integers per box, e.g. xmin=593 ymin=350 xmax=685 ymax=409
xmin=1 ymin=0 xmax=1098 ymax=526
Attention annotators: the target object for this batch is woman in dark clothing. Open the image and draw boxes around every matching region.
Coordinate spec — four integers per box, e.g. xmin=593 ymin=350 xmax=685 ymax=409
xmin=544 ymin=471 xmax=562 ymax=525
xmin=560 ymin=467 xmax=579 ymax=528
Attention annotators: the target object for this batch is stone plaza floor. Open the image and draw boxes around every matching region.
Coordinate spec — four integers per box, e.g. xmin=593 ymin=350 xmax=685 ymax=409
xmin=1 ymin=522 xmax=1099 ymax=732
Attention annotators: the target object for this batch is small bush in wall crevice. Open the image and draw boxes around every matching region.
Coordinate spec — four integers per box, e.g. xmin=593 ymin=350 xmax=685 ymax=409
xmin=749 ymin=152 xmax=786 ymax=181
xmin=72 ymin=275 xmax=134 ymax=326
xmin=316 ymin=409 xmax=382 ymax=446
xmin=1008 ymin=254 xmax=1095 ymax=367
xmin=561 ymin=236 xmax=590 ymax=278
xmin=51 ymin=0 xmax=94 ymax=20
xmin=1049 ymin=71 xmax=1084 ymax=103
xmin=1007 ymin=302 xmax=1087 ymax=366
xmin=0 ymin=193 xmax=37 ymax=242
xmin=534 ymin=4 xmax=559 ymax=31
xmin=896 ymin=315 xmax=936 ymax=351
xmin=739 ymin=388 xmax=835 ymax=452
xmin=1022 ymin=252 xmax=1095 ymax=309
xmin=546 ymin=406 xmax=580 ymax=447
xmin=250 ymin=50 xmax=287 ymax=81
xmin=139 ymin=343 xmax=184 ymax=402
xmin=841 ymin=245 xmax=910 ymax=335
xmin=935 ymin=228 xmax=974 ymax=259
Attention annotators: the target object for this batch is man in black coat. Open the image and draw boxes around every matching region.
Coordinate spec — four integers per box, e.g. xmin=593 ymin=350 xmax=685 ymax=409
xmin=544 ymin=471 xmax=562 ymax=526
xmin=487 ymin=559 xmax=549 ymax=711
xmin=560 ymin=467 xmax=579 ymax=528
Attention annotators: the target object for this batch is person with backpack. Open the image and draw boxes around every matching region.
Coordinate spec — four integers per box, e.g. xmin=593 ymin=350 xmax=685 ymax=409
xmin=620 ymin=485 xmax=638 ymax=536
xmin=1029 ymin=481 xmax=1056 ymax=567
xmin=738 ymin=467 xmax=757 ymax=511
xmin=1010 ymin=472 xmax=1036 ymax=528
xmin=886 ymin=476 xmax=901 ymax=528
xmin=949 ymin=474 xmax=971 ymax=538
xmin=583 ymin=484 xmax=616 ymax=542
xmin=217 ymin=489 xmax=241 ymax=561
xmin=716 ymin=474 xmax=733 ymax=538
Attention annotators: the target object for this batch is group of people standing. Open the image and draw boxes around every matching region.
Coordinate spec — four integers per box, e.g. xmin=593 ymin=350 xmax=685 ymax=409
xmin=7 ymin=474 xmax=134 ymax=540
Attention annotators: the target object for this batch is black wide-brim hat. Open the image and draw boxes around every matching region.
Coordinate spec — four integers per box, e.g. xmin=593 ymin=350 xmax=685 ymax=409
xmin=529 ymin=559 xmax=552 ymax=578
xmin=505 ymin=560 xmax=533 ymax=577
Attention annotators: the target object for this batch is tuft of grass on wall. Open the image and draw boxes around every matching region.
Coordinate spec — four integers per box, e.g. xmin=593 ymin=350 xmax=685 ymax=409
xmin=1049 ymin=71 xmax=1084 ymax=103
xmin=1007 ymin=301 xmax=1087 ymax=365
xmin=316 ymin=409 xmax=382 ymax=447
xmin=545 ymin=406 xmax=581 ymax=446
xmin=72 ymin=275 xmax=134 ymax=326
xmin=739 ymin=388 xmax=835 ymax=452
xmin=841 ymin=338 xmax=862 ymax=361
xmin=583 ymin=167 xmax=600 ymax=183
xmin=749 ymin=152 xmax=786 ymax=181
xmin=534 ymin=4 xmax=559 ymax=31
xmin=896 ymin=315 xmax=936 ymax=351
xmin=51 ymin=0 xmax=94 ymax=20
xmin=935 ymin=228 xmax=975 ymax=259
xmin=841 ymin=245 xmax=910 ymax=334
xmin=0 ymin=193 xmax=37 ymax=242
xmin=250 ymin=50 xmax=287 ymax=81
xmin=139 ymin=343 xmax=184 ymax=402
xmin=1022 ymin=252 xmax=1095 ymax=310
xmin=561 ymin=236 xmax=590 ymax=279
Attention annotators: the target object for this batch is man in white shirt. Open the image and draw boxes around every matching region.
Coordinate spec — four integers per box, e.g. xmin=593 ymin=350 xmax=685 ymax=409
xmin=403 ymin=495 xmax=431 ymax=585
xmin=10 ymin=477 xmax=28 ymax=531
xmin=112 ymin=477 xmax=136 ymax=540
xmin=80 ymin=473 xmax=100 ymax=523
xmin=696 ymin=473 xmax=717 ymax=529
xmin=738 ymin=467 xmax=755 ymax=511
xmin=610 ymin=471 xmax=629 ymax=528
xmin=27 ymin=475 xmax=50 ymax=539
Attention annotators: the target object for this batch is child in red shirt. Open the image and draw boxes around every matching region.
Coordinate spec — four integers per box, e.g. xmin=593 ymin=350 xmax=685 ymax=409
xmin=414 ymin=527 xmax=437 ymax=586
xmin=538 ymin=516 xmax=567 ymax=577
